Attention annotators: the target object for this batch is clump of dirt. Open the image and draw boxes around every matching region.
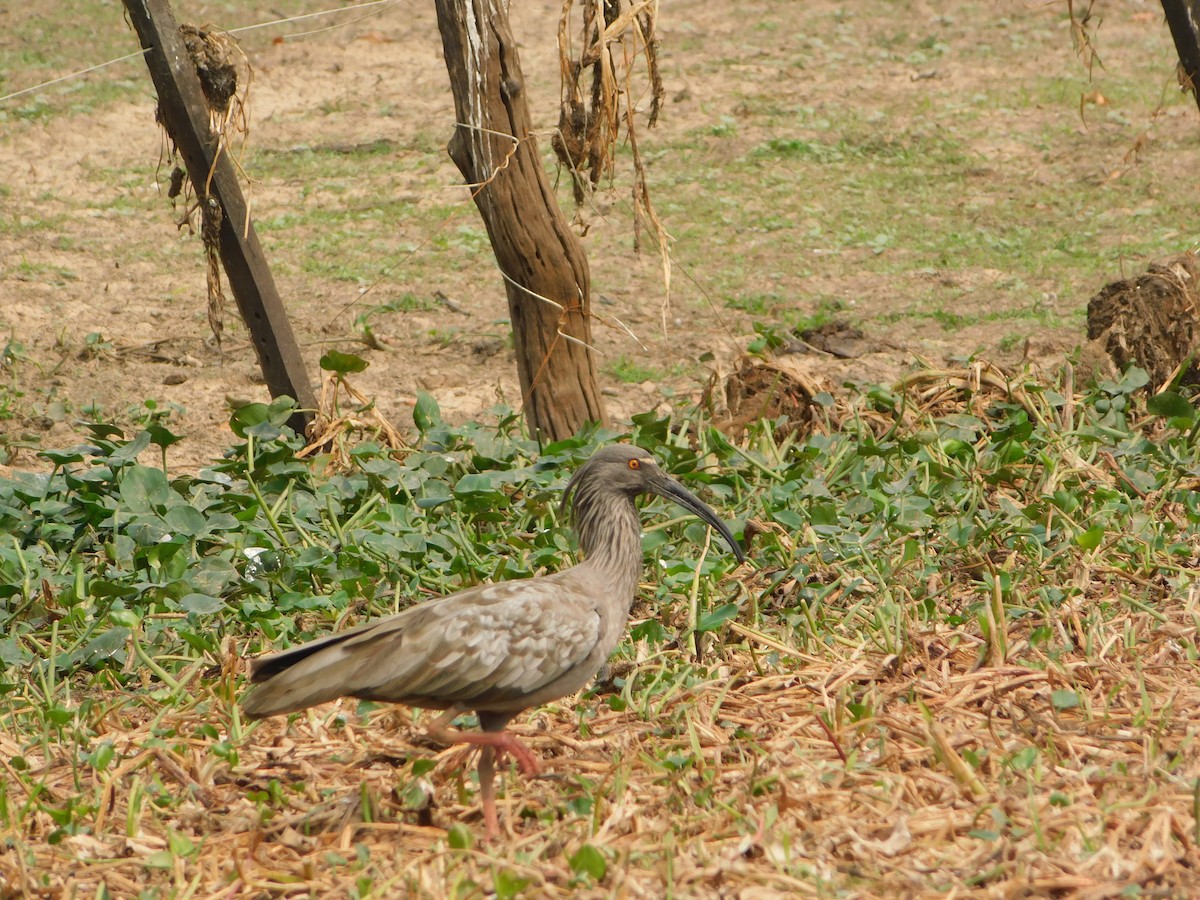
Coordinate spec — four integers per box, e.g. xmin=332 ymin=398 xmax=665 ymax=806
xmin=1085 ymin=253 xmax=1200 ymax=388
xmin=703 ymin=353 xmax=837 ymax=441
xmin=180 ymin=25 xmax=238 ymax=114
xmin=799 ymin=321 xmax=870 ymax=359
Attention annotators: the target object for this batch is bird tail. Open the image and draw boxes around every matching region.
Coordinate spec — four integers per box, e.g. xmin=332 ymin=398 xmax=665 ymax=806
xmin=242 ymin=628 xmax=368 ymax=719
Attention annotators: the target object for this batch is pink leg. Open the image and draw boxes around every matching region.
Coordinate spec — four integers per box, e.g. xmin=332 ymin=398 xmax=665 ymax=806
xmin=478 ymin=745 xmax=499 ymax=839
xmin=426 ymin=710 xmax=542 ymax=776
xmin=425 ymin=709 xmax=541 ymax=838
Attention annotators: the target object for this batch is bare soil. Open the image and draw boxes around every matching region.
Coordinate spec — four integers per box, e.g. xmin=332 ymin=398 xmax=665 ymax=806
xmin=0 ymin=0 xmax=1193 ymax=470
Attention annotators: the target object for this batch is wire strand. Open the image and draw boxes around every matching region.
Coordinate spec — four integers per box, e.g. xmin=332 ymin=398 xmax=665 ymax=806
xmin=0 ymin=51 xmax=148 ymax=105
xmin=0 ymin=0 xmax=397 ymax=106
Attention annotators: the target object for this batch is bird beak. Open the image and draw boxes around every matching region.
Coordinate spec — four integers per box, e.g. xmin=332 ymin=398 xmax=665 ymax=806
xmin=654 ymin=474 xmax=746 ymax=564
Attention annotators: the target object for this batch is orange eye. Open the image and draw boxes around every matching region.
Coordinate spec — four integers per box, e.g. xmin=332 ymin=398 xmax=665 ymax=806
xmin=628 ymin=458 xmax=640 ymax=470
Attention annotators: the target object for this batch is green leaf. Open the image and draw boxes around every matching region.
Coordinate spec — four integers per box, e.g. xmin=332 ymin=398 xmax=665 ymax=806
xmin=413 ymin=391 xmax=442 ymax=432
xmin=90 ymin=741 xmax=115 ymax=772
xmin=39 ymin=448 xmax=85 ymax=466
xmin=167 ymin=830 xmax=195 ymax=857
xmin=968 ymin=829 xmax=1000 ymax=841
xmin=568 ymin=844 xmax=607 ymax=881
xmin=320 ymin=350 xmax=369 ymax=375
xmin=126 ymin=517 xmax=172 ymax=547
xmin=81 ymin=422 xmax=125 ymax=441
xmin=1118 ymin=366 xmax=1150 ymax=393
xmin=1010 ymin=746 xmax=1038 ymax=771
xmin=164 ymin=505 xmax=207 ymax=537
xmin=494 ymin=868 xmax=530 ymax=900
xmin=768 ymin=511 xmax=806 ymax=532
xmin=0 ymin=638 xmax=23 ymax=667
xmin=454 ymin=473 xmax=502 ymax=494
xmin=190 ymin=557 xmax=239 ymax=595
xmin=246 ymin=420 xmax=284 ymax=441
xmin=399 ymin=780 xmax=428 ymax=809
xmin=630 ymin=619 xmax=668 ymax=644
xmin=415 ymin=496 xmax=452 ymax=510
xmin=411 ymin=758 xmax=438 ymax=777
xmin=695 ymin=602 xmax=738 ymax=632
xmin=1146 ymin=391 xmax=1195 ymax=421
xmin=180 ymin=593 xmax=225 ymax=615
xmin=1075 ymin=525 xmax=1104 ymax=551
xmin=143 ymin=850 xmax=175 ymax=869
xmin=120 ymin=466 xmax=170 ymax=513
xmin=83 ymin=627 xmax=130 ymax=664
xmin=109 ymin=610 xmax=141 ymax=628
xmin=1051 ymin=689 xmax=1079 ymax=710
xmin=446 ymin=823 xmax=474 ymax=850
xmin=145 ymin=423 xmax=183 ymax=449
xmin=229 ymin=403 xmax=270 ymax=439
xmin=109 ymin=430 xmax=153 ymax=462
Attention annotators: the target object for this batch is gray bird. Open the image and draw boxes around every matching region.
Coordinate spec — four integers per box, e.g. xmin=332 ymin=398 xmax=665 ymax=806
xmin=242 ymin=444 xmax=744 ymax=837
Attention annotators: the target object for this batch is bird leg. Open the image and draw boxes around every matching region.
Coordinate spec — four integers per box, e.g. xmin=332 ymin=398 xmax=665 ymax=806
xmin=426 ymin=709 xmax=542 ymax=839
xmin=477 ymin=744 xmax=499 ymax=839
xmin=425 ymin=709 xmax=542 ymax=776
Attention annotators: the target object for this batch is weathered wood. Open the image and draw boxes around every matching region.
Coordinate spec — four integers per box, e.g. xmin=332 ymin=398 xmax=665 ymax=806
xmin=434 ymin=0 xmax=607 ymax=442
xmin=123 ymin=0 xmax=315 ymax=435
xmin=1163 ymin=0 xmax=1200 ymax=114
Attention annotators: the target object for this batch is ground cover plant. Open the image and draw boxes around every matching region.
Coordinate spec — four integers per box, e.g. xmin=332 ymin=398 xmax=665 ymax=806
xmin=2 ymin=362 xmax=1200 ymax=896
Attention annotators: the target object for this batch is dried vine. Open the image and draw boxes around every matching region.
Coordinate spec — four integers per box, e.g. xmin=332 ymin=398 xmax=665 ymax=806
xmin=158 ymin=24 xmax=252 ymax=350
xmin=555 ymin=0 xmax=672 ymax=320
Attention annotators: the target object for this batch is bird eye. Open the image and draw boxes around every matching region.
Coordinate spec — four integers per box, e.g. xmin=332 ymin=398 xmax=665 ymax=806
xmin=628 ymin=459 xmax=640 ymax=470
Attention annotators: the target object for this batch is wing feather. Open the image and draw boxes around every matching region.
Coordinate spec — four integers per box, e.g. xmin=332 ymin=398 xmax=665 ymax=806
xmin=242 ymin=572 xmax=602 ymax=718
xmin=349 ymin=576 xmax=601 ymax=706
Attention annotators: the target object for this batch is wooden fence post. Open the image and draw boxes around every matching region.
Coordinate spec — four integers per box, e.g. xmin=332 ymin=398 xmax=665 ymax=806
xmin=123 ymin=0 xmax=315 ymax=436
xmin=1162 ymin=0 xmax=1200 ymax=114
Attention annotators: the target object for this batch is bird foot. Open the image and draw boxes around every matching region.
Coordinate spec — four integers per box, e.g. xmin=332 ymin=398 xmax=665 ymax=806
xmin=425 ymin=712 xmax=543 ymax=778
xmin=492 ymin=732 xmax=542 ymax=778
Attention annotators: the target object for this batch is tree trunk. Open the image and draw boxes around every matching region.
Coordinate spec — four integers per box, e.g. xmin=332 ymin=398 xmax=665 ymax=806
xmin=433 ymin=0 xmax=606 ymax=441
xmin=1162 ymin=0 xmax=1200 ymax=114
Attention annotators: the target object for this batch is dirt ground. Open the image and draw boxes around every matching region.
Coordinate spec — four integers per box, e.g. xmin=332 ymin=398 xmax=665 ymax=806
xmin=0 ymin=0 xmax=1194 ymax=470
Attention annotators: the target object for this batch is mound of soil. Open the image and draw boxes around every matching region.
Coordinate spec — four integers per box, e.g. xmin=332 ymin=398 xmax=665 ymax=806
xmin=179 ymin=25 xmax=238 ymax=114
xmin=1085 ymin=253 xmax=1200 ymax=388
xmin=703 ymin=353 xmax=834 ymax=441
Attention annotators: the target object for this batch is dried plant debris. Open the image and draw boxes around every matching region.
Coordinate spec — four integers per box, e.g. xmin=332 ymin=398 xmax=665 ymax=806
xmin=300 ymin=364 xmax=409 ymax=468
xmin=180 ymin=24 xmax=239 ymax=115
xmin=708 ymin=355 xmax=1061 ymax=445
xmin=200 ymin=196 xmax=226 ymax=350
xmin=555 ymin=0 xmax=670 ymax=309
xmin=554 ymin=0 xmax=663 ymax=200
xmin=704 ymin=353 xmax=837 ymax=442
xmin=155 ymin=24 xmax=254 ymax=350
xmin=6 ymin=612 xmax=1200 ymax=896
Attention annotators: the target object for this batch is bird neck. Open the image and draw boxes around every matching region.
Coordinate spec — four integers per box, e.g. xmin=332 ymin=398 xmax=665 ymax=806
xmin=572 ymin=485 xmax=645 ymax=604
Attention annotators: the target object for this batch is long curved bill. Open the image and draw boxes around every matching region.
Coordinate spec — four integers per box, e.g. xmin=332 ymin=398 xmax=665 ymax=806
xmin=653 ymin=475 xmax=746 ymax=563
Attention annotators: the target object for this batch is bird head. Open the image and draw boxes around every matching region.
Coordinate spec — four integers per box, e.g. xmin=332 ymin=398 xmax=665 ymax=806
xmin=561 ymin=444 xmax=745 ymax=563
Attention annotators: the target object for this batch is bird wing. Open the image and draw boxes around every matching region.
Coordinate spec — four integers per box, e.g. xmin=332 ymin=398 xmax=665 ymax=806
xmin=242 ymin=572 xmax=602 ymax=718
xmin=341 ymin=572 xmax=602 ymax=708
